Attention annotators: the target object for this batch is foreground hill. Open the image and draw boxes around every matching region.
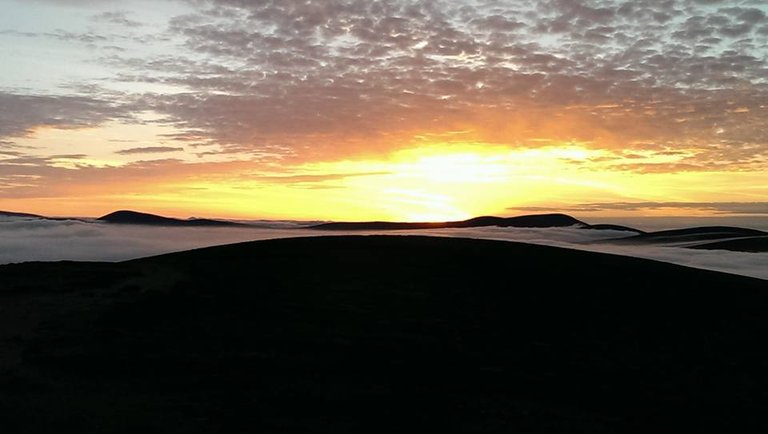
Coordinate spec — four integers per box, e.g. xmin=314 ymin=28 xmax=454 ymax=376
xmin=1 ymin=236 xmax=767 ymax=433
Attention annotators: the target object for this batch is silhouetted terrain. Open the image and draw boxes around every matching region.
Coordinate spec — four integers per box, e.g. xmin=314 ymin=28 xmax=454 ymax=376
xmin=1 ymin=236 xmax=767 ymax=433
xmin=604 ymin=226 xmax=767 ymax=245
xmin=690 ymin=236 xmax=768 ymax=252
xmin=313 ymin=213 xmax=597 ymax=230
xmin=587 ymin=223 xmax=646 ymax=233
xmin=98 ymin=210 xmax=247 ymax=227
xmin=312 ymin=214 xmax=646 ymax=233
xmin=0 ymin=210 xmax=46 ymax=218
xmin=5 ymin=208 xmax=768 ymax=257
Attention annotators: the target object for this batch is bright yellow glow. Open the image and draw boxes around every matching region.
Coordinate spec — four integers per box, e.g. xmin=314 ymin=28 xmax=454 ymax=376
xmin=237 ymin=143 xmax=619 ymax=221
xmin=2 ymin=130 xmax=767 ymax=221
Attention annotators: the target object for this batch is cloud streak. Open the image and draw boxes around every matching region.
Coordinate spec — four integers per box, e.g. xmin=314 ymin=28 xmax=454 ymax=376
xmin=116 ymin=146 xmax=184 ymax=155
xmin=510 ymin=201 xmax=768 ymax=215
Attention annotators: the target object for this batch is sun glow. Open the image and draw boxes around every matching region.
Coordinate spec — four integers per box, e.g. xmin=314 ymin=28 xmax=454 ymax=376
xmin=276 ymin=143 xmax=618 ymax=221
xmin=2 ymin=133 xmax=762 ymax=221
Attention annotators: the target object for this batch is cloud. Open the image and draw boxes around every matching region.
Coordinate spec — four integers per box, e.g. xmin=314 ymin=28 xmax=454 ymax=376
xmin=83 ymin=0 xmax=763 ymax=166
xmin=0 ymin=92 xmax=130 ymax=139
xmin=0 ymin=217 xmax=302 ymax=263
xmin=18 ymin=0 xmax=122 ymax=5
xmin=116 ymin=146 xmax=184 ymax=155
xmin=0 ymin=217 xmax=765 ymax=281
xmin=4 ymin=0 xmax=768 ymax=177
xmin=510 ymin=201 xmax=768 ymax=215
xmin=0 ymin=156 xmax=232 ymax=198
xmin=233 ymin=171 xmax=393 ymax=190
xmin=91 ymin=11 xmax=144 ymax=27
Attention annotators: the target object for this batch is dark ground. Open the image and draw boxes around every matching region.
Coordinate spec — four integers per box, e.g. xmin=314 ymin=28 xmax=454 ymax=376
xmin=1 ymin=236 xmax=767 ymax=433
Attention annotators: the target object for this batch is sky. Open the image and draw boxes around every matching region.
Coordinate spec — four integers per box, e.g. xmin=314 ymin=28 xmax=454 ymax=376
xmin=1 ymin=0 xmax=767 ymax=221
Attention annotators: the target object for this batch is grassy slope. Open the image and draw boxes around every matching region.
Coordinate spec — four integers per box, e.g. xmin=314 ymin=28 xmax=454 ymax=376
xmin=1 ymin=235 xmax=767 ymax=433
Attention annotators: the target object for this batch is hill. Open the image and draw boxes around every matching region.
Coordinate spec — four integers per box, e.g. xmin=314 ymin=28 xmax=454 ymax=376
xmin=0 ymin=210 xmax=46 ymax=218
xmin=689 ymin=235 xmax=768 ymax=252
xmin=1 ymin=235 xmax=766 ymax=433
xmin=98 ymin=210 xmax=247 ymax=227
xmin=311 ymin=214 xmax=645 ymax=233
xmin=604 ymin=226 xmax=767 ymax=245
xmin=311 ymin=213 xmax=590 ymax=230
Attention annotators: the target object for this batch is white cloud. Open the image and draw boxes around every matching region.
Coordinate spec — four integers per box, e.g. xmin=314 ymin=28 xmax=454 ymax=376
xmin=1 ymin=216 xmax=765 ymax=281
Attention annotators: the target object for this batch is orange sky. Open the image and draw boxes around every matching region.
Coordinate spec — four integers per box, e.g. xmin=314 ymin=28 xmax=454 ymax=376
xmin=1 ymin=0 xmax=767 ymax=220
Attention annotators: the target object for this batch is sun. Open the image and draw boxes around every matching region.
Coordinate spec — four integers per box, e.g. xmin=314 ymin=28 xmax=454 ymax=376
xmin=400 ymin=152 xmax=509 ymax=184
xmin=268 ymin=142 xmax=621 ymax=222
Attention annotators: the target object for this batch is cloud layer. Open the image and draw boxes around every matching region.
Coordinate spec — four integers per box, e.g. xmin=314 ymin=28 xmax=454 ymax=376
xmin=3 ymin=0 xmax=767 ymax=163
xmin=511 ymin=201 xmax=768 ymax=214
xmin=135 ymin=0 xmax=768 ymax=163
xmin=0 ymin=216 xmax=766 ymax=281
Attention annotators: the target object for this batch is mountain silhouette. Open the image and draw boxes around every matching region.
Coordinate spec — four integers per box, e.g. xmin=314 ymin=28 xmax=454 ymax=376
xmin=311 ymin=213 xmax=589 ymax=230
xmin=0 ymin=210 xmax=46 ymax=218
xmin=311 ymin=213 xmax=646 ymax=233
xmin=585 ymin=223 xmax=646 ymax=233
xmin=98 ymin=210 xmax=247 ymax=227
xmin=1 ymin=236 xmax=767 ymax=432
xmin=606 ymin=226 xmax=767 ymax=244
xmin=689 ymin=235 xmax=768 ymax=252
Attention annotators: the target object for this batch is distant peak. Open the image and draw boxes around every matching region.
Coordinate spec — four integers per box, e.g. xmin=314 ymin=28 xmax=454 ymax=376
xmin=98 ymin=209 xmax=170 ymax=221
xmin=0 ymin=210 xmax=45 ymax=219
xmin=98 ymin=210 xmax=246 ymax=227
xmin=311 ymin=213 xmax=588 ymax=230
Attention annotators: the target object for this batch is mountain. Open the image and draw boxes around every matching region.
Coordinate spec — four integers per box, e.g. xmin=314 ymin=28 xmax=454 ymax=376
xmin=605 ymin=226 xmax=767 ymax=244
xmin=98 ymin=210 xmax=248 ymax=227
xmin=311 ymin=213 xmax=590 ymax=230
xmin=310 ymin=214 xmax=646 ymax=232
xmin=0 ymin=210 xmax=46 ymax=218
xmin=1 ymin=236 xmax=767 ymax=432
xmin=689 ymin=235 xmax=768 ymax=252
xmin=587 ymin=223 xmax=646 ymax=234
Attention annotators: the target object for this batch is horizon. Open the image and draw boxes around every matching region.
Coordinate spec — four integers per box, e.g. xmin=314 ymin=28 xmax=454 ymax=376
xmin=1 ymin=1 xmax=768 ymax=220
xmin=3 ymin=2 xmax=768 ymax=427
xmin=2 ymin=208 xmax=767 ymax=279
xmin=5 ymin=205 xmax=768 ymax=222
xmin=4 ymin=206 xmax=768 ymax=234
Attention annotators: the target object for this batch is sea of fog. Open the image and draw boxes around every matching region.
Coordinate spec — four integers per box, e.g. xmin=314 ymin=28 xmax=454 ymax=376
xmin=0 ymin=215 xmax=766 ymax=280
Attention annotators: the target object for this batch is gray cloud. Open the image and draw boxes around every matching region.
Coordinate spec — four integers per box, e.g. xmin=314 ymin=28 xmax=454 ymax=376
xmin=0 ymin=92 xmax=130 ymax=139
xmin=4 ymin=0 xmax=768 ymax=172
xmin=92 ymin=11 xmax=144 ymax=27
xmin=18 ymin=0 xmax=122 ymax=5
xmin=85 ymin=0 xmax=764 ymax=166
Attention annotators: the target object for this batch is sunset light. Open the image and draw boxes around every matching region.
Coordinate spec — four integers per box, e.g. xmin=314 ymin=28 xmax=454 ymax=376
xmin=3 ymin=1 xmax=768 ymax=429
xmin=0 ymin=0 xmax=766 ymax=221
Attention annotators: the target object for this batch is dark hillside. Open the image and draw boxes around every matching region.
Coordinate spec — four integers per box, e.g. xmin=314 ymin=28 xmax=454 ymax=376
xmin=1 ymin=236 xmax=767 ymax=433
